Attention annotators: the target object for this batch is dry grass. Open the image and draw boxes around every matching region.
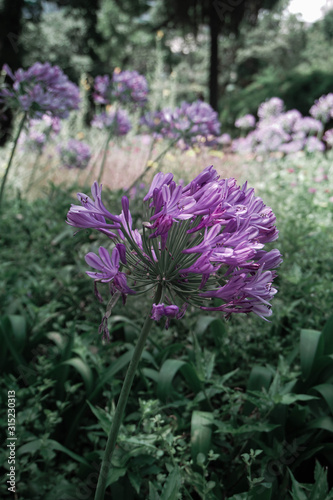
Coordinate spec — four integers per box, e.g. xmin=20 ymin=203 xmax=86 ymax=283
xmin=5 ymin=133 xmax=264 ymax=200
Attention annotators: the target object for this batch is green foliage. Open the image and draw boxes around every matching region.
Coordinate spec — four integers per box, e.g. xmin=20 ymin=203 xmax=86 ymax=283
xmin=1 ymin=149 xmax=333 ymax=498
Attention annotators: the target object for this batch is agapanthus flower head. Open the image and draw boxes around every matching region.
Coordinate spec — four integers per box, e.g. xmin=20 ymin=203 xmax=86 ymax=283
xmin=173 ymin=101 xmax=221 ymax=146
xmin=91 ymin=108 xmax=131 ymax=136
xmin=19 ymin=129 xmax=46 ymax=153
xmin=293 ymin=116 xmax=323 ymax=135
xmin=254 ymin=123 xmax=290 ymax=153
xmin=67 ymin=165 xmax=281 ymax=338
xmin=141 ymin=101 xmax=220 ymax=147
xmin=0 ymin=62 xmax=80 ymax=119
xmin=112 ymin=70 xmax=149 ymax=106
xmin=275 ymin=110 xmax=302 ymax=133
xmin=140 ymin=109 xmax=174 ymax=139
xmin=304 ymin=136 xmax=325 ymax=153
xmin=323 ymin=128 xmax=333 ymax=147
xmin=59 ymin=139 xmax=91 ymax=170
xmin=19 ymin=113 xmax=61 ymax=153
xmin=235 ymin=114 xmax=256 ymax=130
xmin=218 ymin=133 xmax=232 ymax=146
xmin=310 ymin=93 xmax=333 ymax=124
xmin=93 ymin=75 xmax=111 ymax=105
xmin=258 ymin=97 xmax=284 ymax=121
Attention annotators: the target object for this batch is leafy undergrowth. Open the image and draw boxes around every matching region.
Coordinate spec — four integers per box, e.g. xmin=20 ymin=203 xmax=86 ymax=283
xmin=0 ymin=152 xmax=333 ymax=499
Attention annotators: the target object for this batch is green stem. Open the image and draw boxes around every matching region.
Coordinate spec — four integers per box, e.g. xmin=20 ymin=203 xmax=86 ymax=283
xmin=94 ymin=285 xmax=162 ymax=500
xmin=0 ymin=112 xmax=27 ymax=208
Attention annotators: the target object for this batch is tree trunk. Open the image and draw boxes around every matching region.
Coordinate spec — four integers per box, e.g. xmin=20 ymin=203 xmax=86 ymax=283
xmin=209 ymin=1 xmax=220 ymax=111
xmin=0 ymin=0 xmax=24 ymax=146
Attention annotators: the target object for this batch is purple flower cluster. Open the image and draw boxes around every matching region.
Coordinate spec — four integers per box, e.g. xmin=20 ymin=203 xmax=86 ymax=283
xmin=257 ymin=97 xmax=284 ymax=121
xmin=0 ymin=63 xmax=80 ymax=119
xmin=235 ymin=114 xmax=256 ymax=130
xmin=67 ymin=165 xmax=281 ymax=339
xmin=93 ymin=70 xmax=148 ymax=107
xmin=232 ymin=97 xmax=325 ymax=155
xmin=59 ymin=139 xmax=91 ymax=170
xmin=91 ymin=108 xmax=132 ymax=136
xmin=19 ymin=114 xmax=61 ymax=153
xmin=323 ymin=129 xmax=333 ymax=147
xmin=141 ymin=100 xmax=221 ymax=147
xmin=310 ymin=93 xmax=333 ymax=124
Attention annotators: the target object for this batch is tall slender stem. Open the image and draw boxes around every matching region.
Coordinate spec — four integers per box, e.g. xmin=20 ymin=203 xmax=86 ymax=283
xmin=94 ymin=285 xmax=162 ymax=500
xmin=0 ymin=112 xmax=27 ymax=208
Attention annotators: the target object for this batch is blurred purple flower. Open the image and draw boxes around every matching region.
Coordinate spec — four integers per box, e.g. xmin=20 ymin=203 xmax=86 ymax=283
xmin=310 ymin=93 xmax=333 ymax=123
xmin=91 ymin=108 xmax=132 ymax=136
xmin=1 ymin=62 xmax=80 ymax=118
xmin=258 ymin=97 xmax=284 ymax=121
xmin=59 ymin=139 xmax=91 ymax=170
xmin=235 ymin=114 xmax=256 ymax=130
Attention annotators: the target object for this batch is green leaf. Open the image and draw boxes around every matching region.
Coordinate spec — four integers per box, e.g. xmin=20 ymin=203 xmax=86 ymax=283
xmin=322 ymin=315 xmax=333 ymax=356
xmin=18 ymin=438 xmax=90 ymax=466
xmin=300 ymin=329 xmax=324 ymax=381
xmin=157 ymin=359 xmax=201 ymax=402
xmin=0 ymin=315 xmax=27 ymax=367
xmin=191 ymin=411 xmax=214 ymax=461
xmin=106 ymin=467 xmax=127 ymax=487
xmin=243 ymin=366 xmax=273 ymax=415
xmin=306 ymin=416 xmax=333 ymax=433
xmin=288 ymin=468 xmax=308 ymax=500
xmin=86 ymin=400 xmax=112 ymax=435
xmin=160 ymin=466 xmax=182 ymax=500
xmin=92 ymin=347 xmax=134 ymax=399
xmin=62 ymin=357 xmax=94 ymax=395
xmin=279 ymin=393 xmax=318 ymax=405
xmin=149 ymin=482 xmax=161 ymax=500
xmin=311 ymin=384 xmax=333 ymax=414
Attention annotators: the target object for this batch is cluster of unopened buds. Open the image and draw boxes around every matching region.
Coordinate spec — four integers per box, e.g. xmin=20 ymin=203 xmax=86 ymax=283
xmin=67 ymin=166 xmax=282 ymax=340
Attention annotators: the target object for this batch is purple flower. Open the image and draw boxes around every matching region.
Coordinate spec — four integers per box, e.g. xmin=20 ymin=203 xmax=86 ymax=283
xmin=59 ymin=139 xmax=91 ymax=170
xmin=323 ymin=128 xmax=333 ymax=147
xmin=141 ymin=101 xmax=221 ymax=147
xmin=305 ymin=136 xmax=325 ymax=153
xmin=93 ymin=75 xmax=111 ymax=105
xmin=151 ymin=303 xmax=179 ymax=321
xmin=85 ymin=246 xmax=134 ymax=293
xmin=93 ymin=70 xmax=148 ymax=107
xmin=112 ymin=70 xmax=148 ymax=106
xmin=235 ymin=114 xmax=256 ymax=130
xmin=258 ymin=97 xmax=284 ymax=121
xmin=91 ymin=108 xmax=131 ymax=136
xmin=310 ymin=93 xmax=333 ymax=123
xmin=293 ymin=117 xmax=323 ymax=135
xmin=1 ymin=62 xmax=80 ymax=119
xmin=67 ymin=165 xmax=281 ymax=331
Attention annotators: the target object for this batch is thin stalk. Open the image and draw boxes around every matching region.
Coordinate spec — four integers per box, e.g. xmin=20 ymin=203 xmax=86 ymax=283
xmin=0 ymin=112 xmax=27 ymax=208
xmin=94 ymin=285 xmax=162 ymax=500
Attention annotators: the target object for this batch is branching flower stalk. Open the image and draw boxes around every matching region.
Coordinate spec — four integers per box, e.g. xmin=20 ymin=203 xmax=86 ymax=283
xmin=67 ymin=165 xmax=282 ymax=497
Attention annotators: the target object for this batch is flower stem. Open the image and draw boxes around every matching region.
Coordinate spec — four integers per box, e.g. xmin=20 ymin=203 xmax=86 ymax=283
xmin=94 ymin=285 xmax=162 ymax=500
xmin=0 ymin=112 xmax=27 ymax=208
